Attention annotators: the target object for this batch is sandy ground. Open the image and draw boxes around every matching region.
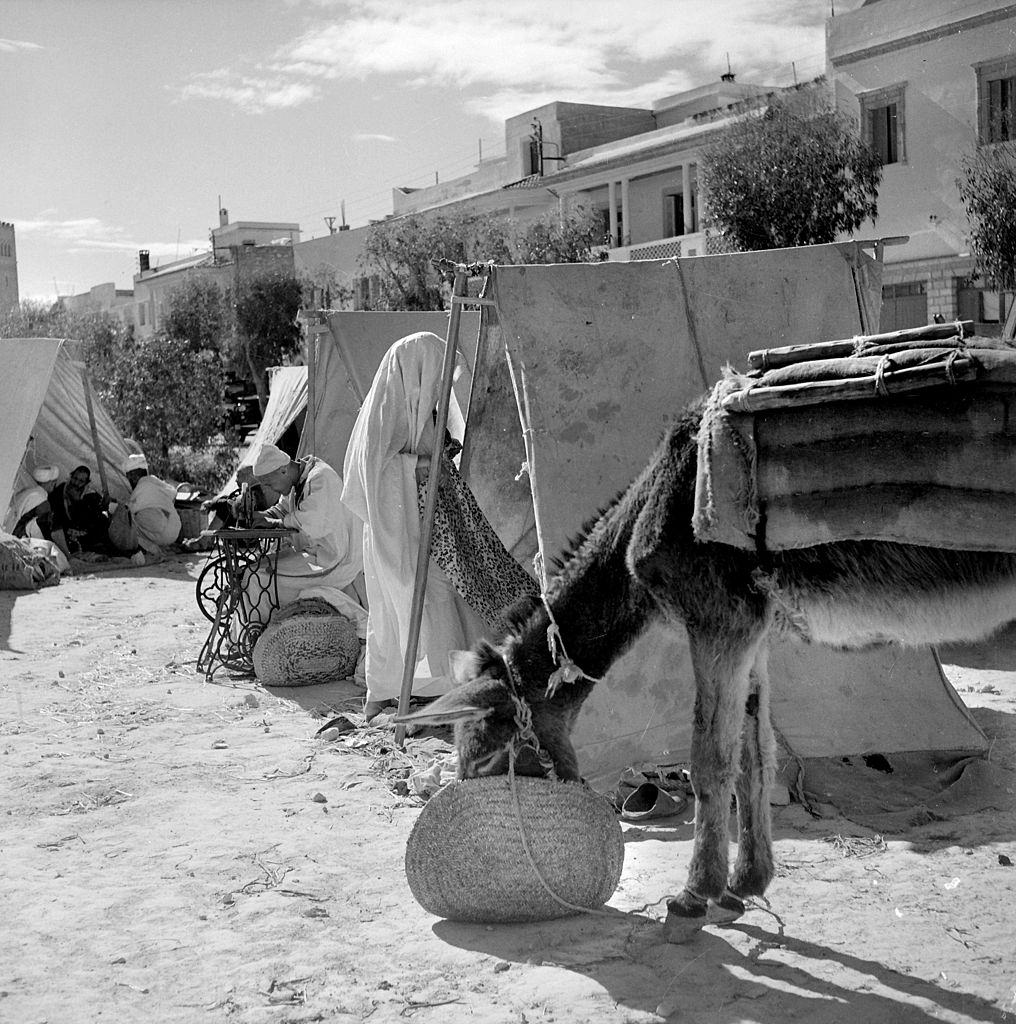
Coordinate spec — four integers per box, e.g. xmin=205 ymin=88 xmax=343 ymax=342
xmin=2 ymin=555 xmax=1015 ymax=1024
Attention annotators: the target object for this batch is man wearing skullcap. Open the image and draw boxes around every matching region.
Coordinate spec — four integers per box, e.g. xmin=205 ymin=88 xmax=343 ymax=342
xmin=108 ymin=452 xmax=181 ymax=564
xmin=246 ymin=445 xmax=364 ymax=621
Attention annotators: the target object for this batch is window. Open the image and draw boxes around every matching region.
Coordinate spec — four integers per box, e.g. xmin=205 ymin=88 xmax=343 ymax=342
xmin=976 ymin=56 xmax=1016 ymax=144
xmin=860 ymin=84 xmax=906 ymax=165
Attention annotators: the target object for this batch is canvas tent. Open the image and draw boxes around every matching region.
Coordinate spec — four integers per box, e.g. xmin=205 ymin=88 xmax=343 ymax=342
xmin=218 ymin=313 xmax=481 ymax=499
xmin=454 ymin=245 xmax=986 ymax=788
xmin=1 ymin=338 xmax=132 ymax=531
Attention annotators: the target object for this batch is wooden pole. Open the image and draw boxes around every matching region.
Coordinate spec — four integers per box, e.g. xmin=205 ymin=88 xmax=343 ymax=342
xmin=80 ymin=366 xmax=109 ymax=497
xmin=305 ymin=317 xmax=319 ymax=457
xmin=394 ymin=266 xmax=469 ymax=746
xmin=331 ymin=324 xmax=367 ymax=405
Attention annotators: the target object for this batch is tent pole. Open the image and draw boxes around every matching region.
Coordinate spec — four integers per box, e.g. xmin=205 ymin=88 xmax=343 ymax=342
xmin=458 ymin=269 xmax=492 ymax=481
xmin=305 ymin=315 xmax=319 ymax=457
xmin=329 ymin=323 xmax=367 ymax=405
xmin=395 ymin=266 xmax=469 ymax=747
xmin=80 ymin=365 xmax=109 ymax=497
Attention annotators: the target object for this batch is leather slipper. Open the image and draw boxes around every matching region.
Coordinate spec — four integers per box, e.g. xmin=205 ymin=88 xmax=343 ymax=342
xmin=620 ymin=782 xmax=688 ymax=821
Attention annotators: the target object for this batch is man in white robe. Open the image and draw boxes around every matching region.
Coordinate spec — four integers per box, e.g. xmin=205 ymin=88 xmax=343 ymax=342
xmin=108 ymin=453 xmax=181 ymax=564
xmin=248 ymin=444 xmax=365 ymax=628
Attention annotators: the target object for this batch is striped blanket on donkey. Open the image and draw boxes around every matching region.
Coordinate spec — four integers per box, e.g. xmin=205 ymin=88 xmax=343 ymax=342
xmin=693 ymin=321 xmax=1016 ymax=553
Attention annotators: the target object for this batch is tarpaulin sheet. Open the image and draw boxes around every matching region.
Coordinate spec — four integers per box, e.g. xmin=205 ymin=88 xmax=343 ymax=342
xmin=462 ymin=248 xmax=985 ymax=788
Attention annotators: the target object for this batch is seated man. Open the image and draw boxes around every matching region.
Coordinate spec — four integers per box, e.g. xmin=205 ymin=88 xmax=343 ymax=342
xmin=48 ymin=465 xmax=110 ymax=555
xmin=245 ymin=443 xmax=365 ymax=625
xmin=8 ymin=484 xmax=71 ymax=574
xmin=108 ymin=453 xmax=182 ymax=564
xmin=10 ymin=485 xmax=53 ymax=542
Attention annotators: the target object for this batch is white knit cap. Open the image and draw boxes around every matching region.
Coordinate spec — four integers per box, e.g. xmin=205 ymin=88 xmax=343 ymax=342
xmin=32 ymin=465 xmax=59 ymax=484
xmin=122 ymin=453 xmax=148 ymax=474
xmin=252 ymin=444 xmax=290 ymax=477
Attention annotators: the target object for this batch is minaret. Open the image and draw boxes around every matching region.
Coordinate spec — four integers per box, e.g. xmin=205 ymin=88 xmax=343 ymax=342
xmin=0 ymin=221 xmax=19 ymax=312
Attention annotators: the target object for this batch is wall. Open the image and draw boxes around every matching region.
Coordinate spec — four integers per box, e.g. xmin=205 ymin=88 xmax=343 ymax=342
xmin=828 ymin=0 xmax=1015 ymax=270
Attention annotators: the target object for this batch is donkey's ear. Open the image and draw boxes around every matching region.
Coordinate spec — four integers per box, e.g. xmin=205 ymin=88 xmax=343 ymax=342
xmin=394 ymin=685 xmax=494 ymax=726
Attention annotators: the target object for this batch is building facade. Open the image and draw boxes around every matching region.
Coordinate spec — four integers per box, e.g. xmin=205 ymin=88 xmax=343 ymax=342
xmin=0 ymin=221 xmax=19 ymax=312
xmin=828 ymin=0 xmax=1016 ymax=330
xmin=133 ymin=210 xmax=298 ymax=337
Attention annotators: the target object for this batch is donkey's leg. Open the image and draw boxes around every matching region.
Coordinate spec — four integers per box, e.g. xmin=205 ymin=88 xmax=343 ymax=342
xmin=730 ymin=640 xmax=776 ymax=899
xmin=664 ymin=627 xmax=765 ymax=943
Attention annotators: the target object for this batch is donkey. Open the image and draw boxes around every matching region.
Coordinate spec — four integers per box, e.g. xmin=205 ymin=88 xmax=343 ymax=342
xmin=400 ymin=400 xmax=1016 ymax=942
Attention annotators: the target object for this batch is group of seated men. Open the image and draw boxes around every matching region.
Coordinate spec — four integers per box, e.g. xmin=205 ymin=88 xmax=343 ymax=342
xmin=9 ymin=453 xmax=182 ymax=567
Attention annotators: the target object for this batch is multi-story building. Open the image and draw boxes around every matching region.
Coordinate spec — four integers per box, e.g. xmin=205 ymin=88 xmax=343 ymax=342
xmin=0 ymin=221 xmax=19 ymax=312
xmin=133 ymin=209 xmax=299 ymax=337
xmin=828 ymin=0 xmax=1016 ymax=330
xmin=293 ymin=76 xmax=788 ymax=306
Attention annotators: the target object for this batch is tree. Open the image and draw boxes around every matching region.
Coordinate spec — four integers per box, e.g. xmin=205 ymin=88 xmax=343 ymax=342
xmin=699 ymin=91 xmax=883 ymax=251
xmin=231 ymin=271 xmax=303 ymax=411
xmin=161 ymin=277 xmax=230 ymax=352
xmin=358 ymin=206 xmax=605 ymax=311
xmin=100 ymin=331 xmax=227 ymax=472
xmin=957 ymin=142 xmax=1016 ymax=290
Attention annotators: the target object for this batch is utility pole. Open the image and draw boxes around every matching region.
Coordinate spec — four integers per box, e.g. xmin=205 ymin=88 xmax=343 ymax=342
xmin=324 ymin=216 xmax=337 ymax=235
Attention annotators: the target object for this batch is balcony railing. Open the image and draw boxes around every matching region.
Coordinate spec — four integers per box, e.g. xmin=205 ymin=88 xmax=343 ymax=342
xmin=594 ymin=229 xmax=736 ymax=262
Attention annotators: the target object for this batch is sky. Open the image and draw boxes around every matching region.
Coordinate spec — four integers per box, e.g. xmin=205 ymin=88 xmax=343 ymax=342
xmin=1 ymin=0 xmax=861 ymax=301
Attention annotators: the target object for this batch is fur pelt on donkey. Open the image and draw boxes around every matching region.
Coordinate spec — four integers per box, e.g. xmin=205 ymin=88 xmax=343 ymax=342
xmin=400 ymin=399 xmax=1016 ymax=942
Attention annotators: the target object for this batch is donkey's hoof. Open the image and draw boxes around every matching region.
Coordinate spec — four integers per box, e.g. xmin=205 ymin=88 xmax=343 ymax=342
xmin=663 ymin=892 xmax=707 ymax=944
xmin=707 ymin=889 xmax=745 ymax=925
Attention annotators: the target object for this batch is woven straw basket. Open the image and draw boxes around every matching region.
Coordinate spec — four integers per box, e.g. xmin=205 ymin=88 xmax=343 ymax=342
xmin=405 ymin=776 xmax=624 ymax=923
xmin=252 ymin=604 xmax=360 ymax=686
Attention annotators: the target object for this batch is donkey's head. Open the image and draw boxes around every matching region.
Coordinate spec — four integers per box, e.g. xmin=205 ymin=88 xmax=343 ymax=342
xmin=397 ymin=642 xmax=558 ymax=780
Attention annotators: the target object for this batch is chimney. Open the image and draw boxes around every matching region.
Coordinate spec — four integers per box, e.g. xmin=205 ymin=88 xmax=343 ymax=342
xmin=138 ymin=250 xmax=150 ymax=273
xmin=219 ymin=208 xmax=229 ymax=227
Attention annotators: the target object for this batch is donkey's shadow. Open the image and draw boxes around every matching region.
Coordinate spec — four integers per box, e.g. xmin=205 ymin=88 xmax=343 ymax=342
xmin=433 ymin=910 xmax=1009 ymax=1023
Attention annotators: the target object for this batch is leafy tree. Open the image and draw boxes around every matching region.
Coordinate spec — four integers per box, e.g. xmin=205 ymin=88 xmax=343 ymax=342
xmin=699 ymin=92 xmax=883 ymax=251
xmin=957 ymin=142 xmax=1016 ymax=290
xmin=299 ymin=262 xmax=355 ymax=311
xmin=100 ymin=331 xmax=227 ymax=473
xmin=231 ymin=271 xmax=303 ymax=411
xmin=359 ymin=212 xmax=475 ymax=310
xmin=358 ymin=206 xmax=604 ymax=311
xmin=513 ymin=206 xmax=605 ymax=264
xmin=161 ymin=277 xmax=230 ymax=352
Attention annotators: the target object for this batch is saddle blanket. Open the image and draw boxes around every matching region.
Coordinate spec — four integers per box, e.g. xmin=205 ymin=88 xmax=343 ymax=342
xmin=693 ymin=323 xmax=1016 ymax=553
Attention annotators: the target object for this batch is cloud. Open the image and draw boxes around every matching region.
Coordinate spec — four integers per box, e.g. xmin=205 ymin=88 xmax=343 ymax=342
xmin=13 ymin=216 xmax=207 ymax=259
xmin=0 ymin=37 xmax=42 ymax=53
xmin=352 ymin=132 xmax=397 ymax=143
xmin=177 ymin=71 xmax=319 ymax=113
xmin=181 ymin=0 xmax=835 ymax=115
